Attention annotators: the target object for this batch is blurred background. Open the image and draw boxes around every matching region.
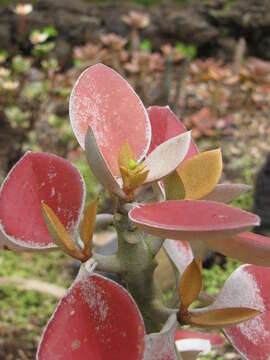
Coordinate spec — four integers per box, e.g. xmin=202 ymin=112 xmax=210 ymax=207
xmin=0 ymin=0 xmax=270 ymax=358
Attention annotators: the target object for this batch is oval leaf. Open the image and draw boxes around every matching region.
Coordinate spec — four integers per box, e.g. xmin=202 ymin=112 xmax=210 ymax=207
xmin=0 ymin=152 xmax=85 ymax=251
xmin=190 ymin=308 xmax=260 ymax=329
xmin=37 ymin=271 xmax=145 ymax=360
xmin=205 ymin=264 xmax=270 ymax=359
xmin=70 ymin=63 xmax=151 ymax=177
xmin=85 ymin=126 xmax=127 ymax=199
xmin=179 ymin=260 xmax=202 ymax=308
xmin=202 ymin=183 xmax=250 ymax=203
xmin=147 ymin=106 xmax=198 ymax=159
xmin=129 ymin=200 xmax=260 ymax=242
xmin=144 ymin=132 xmax=191 ymax=184
xmin=206 ymin=231 xmax=270 ymax=266
xmin=177 ymin=149 xmax=222 ymax=200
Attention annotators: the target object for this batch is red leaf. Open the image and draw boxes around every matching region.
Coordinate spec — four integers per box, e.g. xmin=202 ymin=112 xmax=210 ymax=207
xmin=129 ymin=200 xmax=259 ymax=242
xmin=205 ymin=265 xmax=270 ymax=360
xmin=37 ymin=271 xmax=145 ymax=360
xmin=147 ymin=106 xmax=198 ymax=159
xmin=175 ymin=330 xmax=225 ymax=348
xmin=0 ymin=152 xmax=85 ymax=250
xmin=70 ymin=64 xmax=151 ymax=177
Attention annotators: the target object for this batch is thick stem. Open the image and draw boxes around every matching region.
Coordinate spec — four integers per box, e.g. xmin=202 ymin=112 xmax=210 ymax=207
xmin=93 ymin=253 xmax=122 ymax=273
xmin=114 ymin=212 xmax=169 ymax=333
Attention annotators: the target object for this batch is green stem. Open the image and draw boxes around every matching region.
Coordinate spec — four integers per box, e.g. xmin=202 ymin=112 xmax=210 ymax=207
xmin=114 ymin=212 xmax=170 ymax=333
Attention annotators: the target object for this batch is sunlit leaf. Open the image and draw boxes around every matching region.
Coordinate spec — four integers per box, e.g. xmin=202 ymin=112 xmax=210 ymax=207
xmin=190 ymin=308 xmax=260 ymax=328
xmin=42 ymin=202 xmax=85 ymax=261
xmin=179 ymin=260 xmax=202 ymax=308
xmin=177 ymin=149 xmax=222 ymax=200
xmin=163 ymin=171 xmax=185 ymax=200
xmin=81 ymin=198 xmax=99 ymax=256
xmin=70 ymin=63 xmax=151 ymax=177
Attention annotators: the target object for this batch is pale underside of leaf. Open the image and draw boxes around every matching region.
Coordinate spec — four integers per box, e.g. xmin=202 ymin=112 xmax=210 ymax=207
xmin=177 ymin=149 xmax=222 ymax=200
xmin=85 ymin=126 xmax=127 ymax=200
xmin=144 ymin=131 xmax=191 ymax=184
xmin=144 ymin=314 xmax=178 ymax=360
xmin=202 ymin=183 xmax=250 ymax=203
xmin=41 ymin=202 xmax=85 ymax=261
xmin=179 ymin=259 xmax=202 ymax=308
xmin=189 ymin=307 xmax=261 ymax=329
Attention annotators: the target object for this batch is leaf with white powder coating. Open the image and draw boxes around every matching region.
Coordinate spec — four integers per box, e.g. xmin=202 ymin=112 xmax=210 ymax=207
xmin=37 ymin=269 xmax=145 ymax=360
xmin=0 ymin=152 xmax=85 ymax=251
xmin=70 ymin=64 xmax=151 ymax=177
xmin=200 ymin=264 xmax=270 ymax=360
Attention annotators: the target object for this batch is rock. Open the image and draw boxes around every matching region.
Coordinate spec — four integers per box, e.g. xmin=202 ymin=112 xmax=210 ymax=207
xmin=152 ymin=7 xmax=218 ymax=47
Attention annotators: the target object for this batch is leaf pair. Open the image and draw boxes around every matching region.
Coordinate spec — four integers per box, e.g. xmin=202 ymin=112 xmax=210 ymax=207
xmin=41 ymin=198 xmax=98 ymax=262
xmin=164 ymin=149 xmax=222 ymax=201
xmin=177 ymin=260 xmax=260 ymax=329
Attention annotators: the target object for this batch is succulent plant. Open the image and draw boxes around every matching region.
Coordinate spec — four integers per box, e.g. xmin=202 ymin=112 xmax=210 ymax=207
xmin=1 ymin=63 xmax=270 ymax=359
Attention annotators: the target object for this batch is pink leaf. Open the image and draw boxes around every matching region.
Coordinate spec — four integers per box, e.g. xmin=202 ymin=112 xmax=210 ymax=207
xmin=70 ymin=64 xmax=151 ymax=177
xmin=0 ymin=152 xmax=85 ymax=251
xmin=129 ymin=200 xmax=259 ymax=242
xmin=163 ymin=239 xmax=193 ymax=275
xmin=144 ymin=314 xmax=178 ymax=360
xmin=204 ymin=265 xmax=270 ymax=360
xmin=175 ymin=330 xmax=225 ymax=348
xmin=206 ymin=231 xmax=270 ymax=267
xmin=147 ymin=106 xmax=198 ymax=159
xmin=37 ymin=270 xmax=145 ymax=360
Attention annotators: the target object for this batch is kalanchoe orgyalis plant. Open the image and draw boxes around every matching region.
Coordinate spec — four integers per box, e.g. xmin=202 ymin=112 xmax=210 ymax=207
xmin=1 ymin=64 xmax=270 ymax=360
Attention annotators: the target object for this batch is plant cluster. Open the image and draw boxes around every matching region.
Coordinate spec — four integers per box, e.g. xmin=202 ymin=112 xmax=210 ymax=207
xmin=1 ymin=63 xmax=270 ymax=359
